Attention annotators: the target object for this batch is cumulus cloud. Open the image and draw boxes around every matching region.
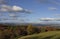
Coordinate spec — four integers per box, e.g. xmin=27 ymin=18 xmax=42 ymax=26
xmin=12 ymin=6 xmax=23 ymax=12
xmin=48 ymin=7 xmax=57 ymax=11
xmin=0 ymin=5 xmax=31 ymax=13
xmin=8 ymin=13 xmax=18 ymax=17
xmin=40 ymin=18 xmax=60 ymax=21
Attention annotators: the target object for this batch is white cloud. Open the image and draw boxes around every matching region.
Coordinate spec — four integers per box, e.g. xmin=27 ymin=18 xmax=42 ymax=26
xmin=54 ymin=14 xmax=60 ymax=16
xmin=0 ymin=5 xmax=31 ymax=13
xmin=48 ymin=7 xmax=57 ymax=11
xmin=12 ymin=6 xmax=23 ymax=12
xmin=37 ymin=0 xmax=60 ymax=5
xmin=1 ymin=17 xmax=8 ymax=20
xmin=40 ymin=18 xmax=60 ymax=21
xmin=8 ymin=13 xmax=17 ymax=17
xmin=52 ymin=0 xmax=60 ymax=6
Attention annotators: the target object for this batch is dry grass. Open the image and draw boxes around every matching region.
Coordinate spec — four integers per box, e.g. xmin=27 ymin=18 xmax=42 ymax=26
xmin=18 ymin=31 xmax=60 ymax=39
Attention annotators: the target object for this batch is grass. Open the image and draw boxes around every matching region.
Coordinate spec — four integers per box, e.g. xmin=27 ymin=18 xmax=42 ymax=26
xmin=18 ymin=31 xmax=60 ymax=39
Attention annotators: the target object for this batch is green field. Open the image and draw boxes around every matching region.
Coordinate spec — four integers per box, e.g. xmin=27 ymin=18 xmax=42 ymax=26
xmin=18 ymin=31 xmax=60 ymax=39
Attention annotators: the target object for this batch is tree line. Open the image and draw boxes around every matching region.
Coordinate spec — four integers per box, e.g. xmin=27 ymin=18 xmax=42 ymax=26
xmin=0 ymin=24 xmax=59 ymax=39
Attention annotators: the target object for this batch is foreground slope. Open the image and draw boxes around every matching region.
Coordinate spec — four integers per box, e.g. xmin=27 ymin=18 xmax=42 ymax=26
xmin=18 ymin=31 xmax=60 ymax=39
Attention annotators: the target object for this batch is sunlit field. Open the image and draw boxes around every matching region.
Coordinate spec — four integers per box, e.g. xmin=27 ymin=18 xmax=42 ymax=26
xmin=18 ymin=31 xmax=60 ymax=39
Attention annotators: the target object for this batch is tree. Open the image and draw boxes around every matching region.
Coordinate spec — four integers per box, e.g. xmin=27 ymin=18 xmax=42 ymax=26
xmin=27 ymin=24 xmax=34 ymax=35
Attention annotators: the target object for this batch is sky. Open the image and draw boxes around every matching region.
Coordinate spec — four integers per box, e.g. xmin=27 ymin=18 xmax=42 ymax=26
xmin=0 ymin=0 xmax=60 ymax=23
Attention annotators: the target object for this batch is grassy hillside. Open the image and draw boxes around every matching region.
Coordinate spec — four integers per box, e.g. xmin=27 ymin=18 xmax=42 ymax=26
xmin=18 ymin=31 xmax=60 ymax=39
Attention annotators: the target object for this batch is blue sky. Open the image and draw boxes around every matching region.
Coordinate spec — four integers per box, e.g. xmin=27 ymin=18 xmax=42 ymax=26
xmin=0 ymin=0 xmax=60 ymax=23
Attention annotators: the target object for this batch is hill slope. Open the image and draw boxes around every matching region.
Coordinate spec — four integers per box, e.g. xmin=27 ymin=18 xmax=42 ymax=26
xmin=18 ymin=31 xmax=60 ymax=39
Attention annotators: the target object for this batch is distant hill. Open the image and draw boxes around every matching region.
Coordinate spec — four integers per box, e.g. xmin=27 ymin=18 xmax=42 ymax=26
xmin=0 ymin=22 xmax=60 ymax=27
